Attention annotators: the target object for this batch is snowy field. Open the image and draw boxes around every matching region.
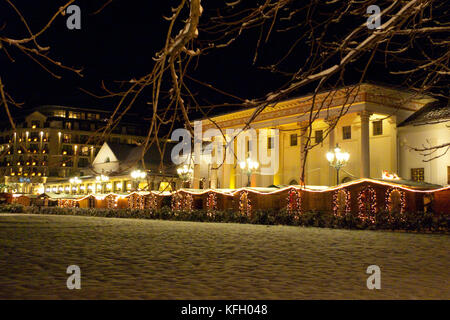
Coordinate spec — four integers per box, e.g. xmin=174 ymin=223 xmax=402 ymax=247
xmin=0 ymin=214 xmax=448 ymax=299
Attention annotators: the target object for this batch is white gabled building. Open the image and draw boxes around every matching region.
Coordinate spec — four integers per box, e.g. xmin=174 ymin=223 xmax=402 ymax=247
xmin=398 ymin=100 xmax=450 ymax=186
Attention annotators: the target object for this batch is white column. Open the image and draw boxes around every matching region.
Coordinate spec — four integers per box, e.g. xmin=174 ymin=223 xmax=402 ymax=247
xmin=193 ymin=164 xmax=200 ymax=189
xmin=327 ymin=120 xmax=336 ymax=185
xmin=360 ymin=111 xmax=371 ymax=178
xmin=210 ymin=167 xmax=217 ymax=189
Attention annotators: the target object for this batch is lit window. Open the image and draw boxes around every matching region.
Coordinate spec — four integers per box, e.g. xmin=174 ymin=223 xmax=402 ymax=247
xmin=342 ymin=126 xmax=351 ymax=140
xmin=315 ymin=130 xmax=323 ymax=144
xmin=54 ymin=110 xmax=66 ymax=118
xmin=290 ymin=134 xmax=297 ymax=146
xmin=411 ymin=168 xmax=424 ymax=182
xmin=373 ymin=120 xmax=383 ymax=136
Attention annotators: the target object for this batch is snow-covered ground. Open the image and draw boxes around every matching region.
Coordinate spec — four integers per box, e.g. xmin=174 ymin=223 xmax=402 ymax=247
xmin=0 ymin=214 xmax=448 ymax=299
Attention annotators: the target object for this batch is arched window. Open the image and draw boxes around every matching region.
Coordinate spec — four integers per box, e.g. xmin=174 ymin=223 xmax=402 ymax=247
xmin=289 ymin=179 xmax=298 ymax=185
xmin=104 ymin=157 xmax=110 ymax=163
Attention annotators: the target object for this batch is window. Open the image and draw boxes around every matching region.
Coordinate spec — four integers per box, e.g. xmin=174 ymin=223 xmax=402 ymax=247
xmin=68 ymin=111 xmax=82 ymax=119
xmin=63 ymin=134 xmax=71 ymax=143
xmin=80 ymin=135 xmax=89 ymax=143
xmin=81 ymin=146 xmax=89 ymax=156
xmin=31 ymin=120 xmax=40 ymax=128
xmin=64 ymin=122 xmax=72 ymax=130
xmin=53 ymin=110 xmax=66 ymax=118
xmin=342 ymin=126 xmax=351 ymax=140
xmin=105 ymin=157 xmax=110 ymax=163
xmin=267 ymin=137 xmax=274 ymax=149
xmin=315 ymin=130 xmax=323 ymax=144
xmin=80 ymin=122 xmax=90 ymax=131
xmin=290 ymin=134 xmax=297 ymax=146
xmin=411 ymin=168 xmax=424 ymax=182
xmin=78 ymin=158 xmax=89 ymax=168
xmin=373 ymin=120 xmax=383 ymax=136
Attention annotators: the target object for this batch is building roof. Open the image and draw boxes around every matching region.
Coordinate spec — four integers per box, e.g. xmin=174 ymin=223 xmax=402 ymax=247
xmin=105 ymin=142 xmax=177 ymax=175
xmin=399 ymin=100 xmax=450 ymax=127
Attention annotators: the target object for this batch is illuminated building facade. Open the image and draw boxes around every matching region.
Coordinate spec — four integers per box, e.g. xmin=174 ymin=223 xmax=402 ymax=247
xmin=194 ymin=83 xmax=442 ymax=188
xmin=0 ymin=105 xmax=148 ymax=193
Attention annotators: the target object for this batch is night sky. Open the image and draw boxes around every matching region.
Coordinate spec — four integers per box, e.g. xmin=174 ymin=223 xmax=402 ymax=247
xmin=0 ymin=1 xmax=444 ymax=123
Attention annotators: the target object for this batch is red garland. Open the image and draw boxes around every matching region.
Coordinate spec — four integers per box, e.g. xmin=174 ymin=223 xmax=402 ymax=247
xmin=239 ymin=191 xmax=252 ymax=217
xmin=332 ymin=188 xmax=351 ymax=217
xmin=385 ymin=187 xmax=406 ymax=222
xmin=206 ymin=192 xmax=218 ymax=217
xmin=357 ymin=186 xmax=377 ymax=224
xmin=145 ymin=193 xmax=158 ymax=212
xmin=286 ymin=188 xmax=302 ymax=219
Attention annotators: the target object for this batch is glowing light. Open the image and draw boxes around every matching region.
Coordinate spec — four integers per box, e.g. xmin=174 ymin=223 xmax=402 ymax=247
xmin=131 ymin=170 xmax=147 ymax=179
xmin=96 ymin=175 xmax=109 ymax=182
xmin=382 ymin=170 xmax=400 ymax=180
xmin=69 ymin=177 xmax=82 ymax=184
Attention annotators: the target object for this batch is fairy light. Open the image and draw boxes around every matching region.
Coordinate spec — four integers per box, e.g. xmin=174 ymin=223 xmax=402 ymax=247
xmin=357 ymin=186 xmax=377 ymax=224
xmin=332 ymin=188 xmax=351 ymax=217
xmin=145 ymin=193 xmax=158 ymax=212
xmin=206 ymin=192 xmax=218 ymax=217
xmin=286 ymin=188 xmax=302 ymax=218
xmin=385 ymin=187 xmax=406 ymax=221
xmin=177 ymin=178 xmax=450 ymax=197
xmin=239 ymin=191 xmax=252 ymax=217
xmin=171 ymin=193 xmax=183 ymax=214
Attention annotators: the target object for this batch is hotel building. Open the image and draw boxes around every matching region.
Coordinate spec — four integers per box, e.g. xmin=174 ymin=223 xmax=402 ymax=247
xmin=0 ymin=105 xmax=148 ymax=193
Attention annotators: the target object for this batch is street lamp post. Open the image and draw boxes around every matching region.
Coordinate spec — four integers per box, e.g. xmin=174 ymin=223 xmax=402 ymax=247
xmin=131 ymin=170 xmax=147 ymax=191
xmin=326 ymin=144 xmax=350 ymax=185
xmin=177 ymin=165 xmax=193 ymax=188
xmin=239 ymin=157 xmax=259 ymax=187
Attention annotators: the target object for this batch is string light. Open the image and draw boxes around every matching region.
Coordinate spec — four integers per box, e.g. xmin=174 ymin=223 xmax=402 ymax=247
xmin=286 ymin=188 xmax=302 ymax=219
xmin=333 ymin=188 xmax=351 ymax=217
xmin=239 ymin=191 xmax=252 ymax=217
xmin=357 ymin=186 xmax=377 ymax=224
xmin=178 ymin=178 xmax=450 ymax=196
xmin=206 ymin=192 xmax=218 ymax=217
xmin=385 ymin=187 xmax=406 ymax=222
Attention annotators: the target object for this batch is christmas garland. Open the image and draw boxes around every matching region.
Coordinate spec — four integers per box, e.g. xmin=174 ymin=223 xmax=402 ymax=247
xmin=58 ymin=199 xmax=76 ymax=208
xmin=206 ymin=192 xmax=218 ymax=217
xmin=145 ymin=193 xmax=158 ymax=212
xmin=184 ymin=194 xmax=194 ymax=213
xmin=357 ymin=186 xmax=377 ymax=224
xmin=106 ymin=195 xmax=118 ymax=209
xmin=286 ymin=188 xmax=302 ymax=219
xmin=239 ymin=191 xmax=252 ymax=217
xmin=385 ymin=187 xmax=406 ymax=221
xmin=171 ymin=193 xmax=194 ymax=214
xmin=127 ymin=193 xmax=144 ymax=209
xmin=171 ymin=193 xmax=183 ymax=214
xmin=332 ymin=188 xmax=351 ymax=217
